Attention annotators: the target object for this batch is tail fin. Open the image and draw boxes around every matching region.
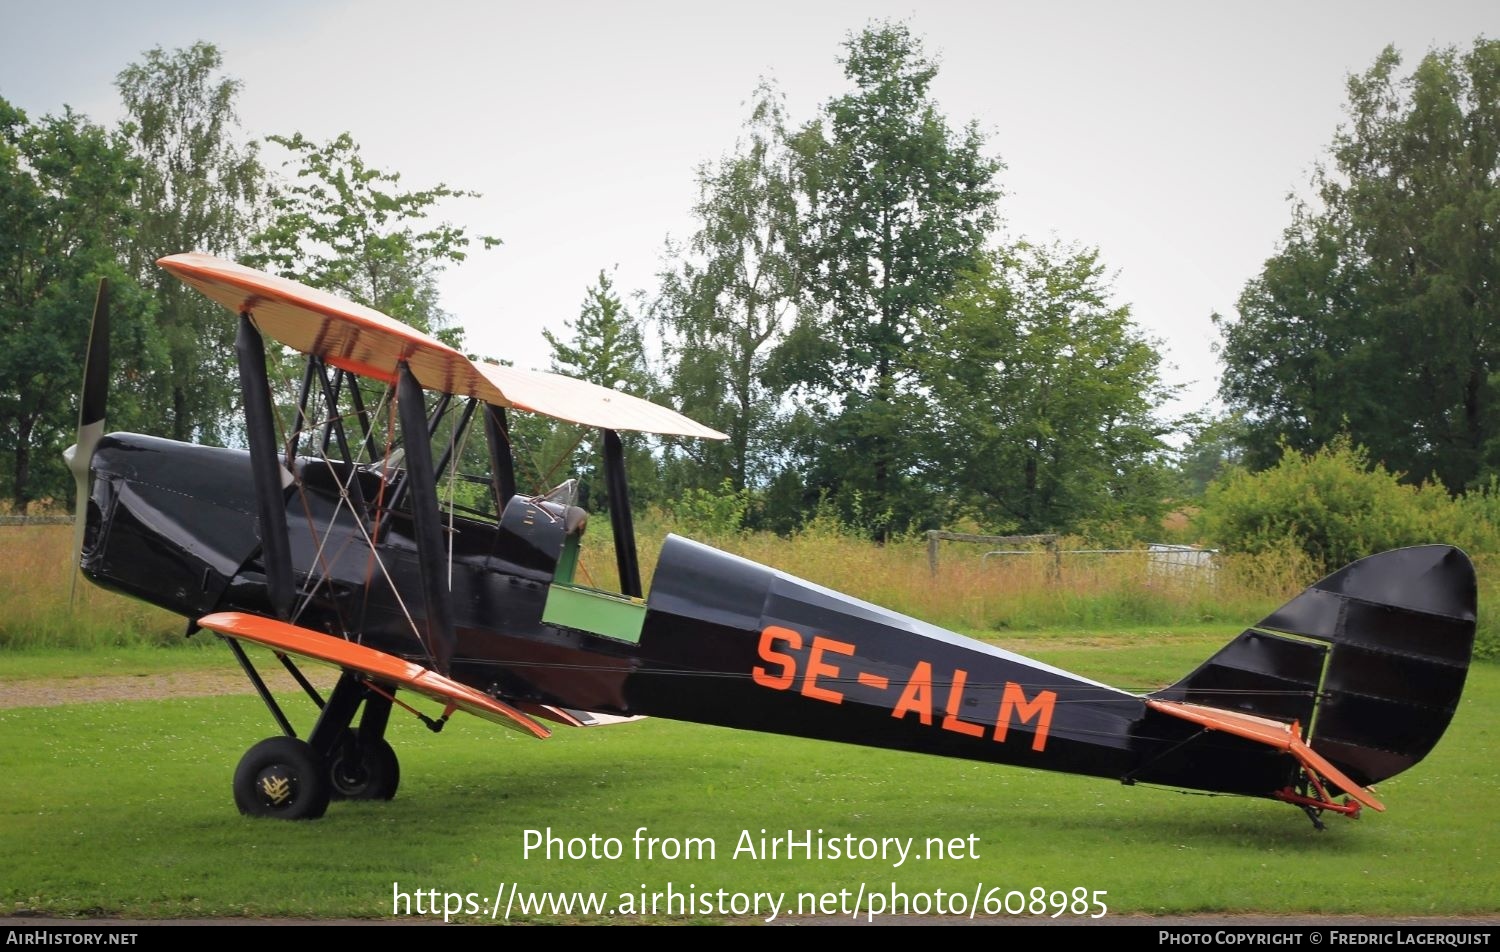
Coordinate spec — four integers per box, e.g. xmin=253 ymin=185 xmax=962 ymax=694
xmin=1153 ymin=545 xmax=1476 ymax=788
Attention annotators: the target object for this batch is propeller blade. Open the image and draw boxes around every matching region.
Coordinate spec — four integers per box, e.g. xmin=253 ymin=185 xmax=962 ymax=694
xmin=67 ymin=278 xmax=109 ymax=601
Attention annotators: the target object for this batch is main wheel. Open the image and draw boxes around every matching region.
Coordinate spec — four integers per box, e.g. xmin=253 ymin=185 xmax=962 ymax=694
xmin=233 ymin=736 xmax=331 ymax=820
xmin=328 ymin=729 xmax=400 ymax=801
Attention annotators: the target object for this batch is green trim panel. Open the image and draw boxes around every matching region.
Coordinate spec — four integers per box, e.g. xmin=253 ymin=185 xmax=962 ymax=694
xmin=543 ymin=583 xmax=647 ymax=644
xmin=555 ymin=536 xmax=581 ymax=585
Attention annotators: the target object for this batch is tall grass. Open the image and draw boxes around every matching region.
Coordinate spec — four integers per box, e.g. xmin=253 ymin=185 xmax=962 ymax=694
xmin=6 ymin=516 xmax=1495 ymax=658
xmin=0 ymin=523 xmax=182 ymax=648
xmin=625 ymin=513 xmax=1315 ymax=633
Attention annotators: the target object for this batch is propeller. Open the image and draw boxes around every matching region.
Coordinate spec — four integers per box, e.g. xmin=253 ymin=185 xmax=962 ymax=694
xmin=64 ymin=278 xmax=109 ymax=601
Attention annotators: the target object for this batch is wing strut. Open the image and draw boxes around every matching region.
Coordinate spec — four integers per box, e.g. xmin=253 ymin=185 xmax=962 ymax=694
xmin=484 ymin=405 xmax=517 ymax=512
xmin=236 ymin=314 xmax=296 ymax=619
xmin=395 ymin=361 xmax=457 ymax=675
xmin=433 ymin=398 xmax=479 ymax=483
xmin=603 ymin=428 xmax=641 ymax=598
xmin=344 ymin=370 xmax=384 ymax=461
xmin=287 ymin=356 xmax=317 ymax=464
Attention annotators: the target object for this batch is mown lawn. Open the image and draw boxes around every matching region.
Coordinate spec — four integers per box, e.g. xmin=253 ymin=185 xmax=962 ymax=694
xmin=1 ymin=636 xmax=1494 ymax=924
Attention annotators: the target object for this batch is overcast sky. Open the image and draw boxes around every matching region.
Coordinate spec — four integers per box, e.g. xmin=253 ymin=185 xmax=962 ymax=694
xmin=3 ymin=2 xmax=1497 ymax=423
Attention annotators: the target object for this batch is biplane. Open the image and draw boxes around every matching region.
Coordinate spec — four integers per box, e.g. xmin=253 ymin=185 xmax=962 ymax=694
xmin=65 ymin=253 xmax=1477 ymax=828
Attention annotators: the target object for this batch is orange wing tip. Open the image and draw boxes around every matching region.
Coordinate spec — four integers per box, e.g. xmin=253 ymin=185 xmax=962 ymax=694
xmin=157 ymin=254 xmax=506 ymax=404
xmin=196 ymin=611 xmax=550 ymax=740
xmin=1146 ymin=699 xmax=1384 ymax=812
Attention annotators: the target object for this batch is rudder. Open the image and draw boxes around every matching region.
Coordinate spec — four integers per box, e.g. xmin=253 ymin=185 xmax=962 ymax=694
xmin=1154 ymin=545 xmax=1477 ymax=788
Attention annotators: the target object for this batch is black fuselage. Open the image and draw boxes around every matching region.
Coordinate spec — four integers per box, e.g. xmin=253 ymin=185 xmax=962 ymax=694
xmin=80 ymin=432 xmax=1371 ymax=802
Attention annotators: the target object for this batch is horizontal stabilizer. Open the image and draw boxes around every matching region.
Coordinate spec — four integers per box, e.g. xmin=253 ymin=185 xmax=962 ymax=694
xmin=196 ymin=611 xmax=550 ymax=739
xmin=1147 ymin=699 xmax=1383 ymax=812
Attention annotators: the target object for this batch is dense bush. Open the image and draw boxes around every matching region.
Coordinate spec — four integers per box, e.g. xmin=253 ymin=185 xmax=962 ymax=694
xmin=1197 ymin=438 xmax=1497 ymax=659
xmin=1196 ymin=437 xmax=1454 ymax=570
xmin=667 ymin=479 xmax=752 ymax=542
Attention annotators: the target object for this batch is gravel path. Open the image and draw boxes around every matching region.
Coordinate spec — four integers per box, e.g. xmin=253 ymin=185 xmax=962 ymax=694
xmin=0 ymin=668 xmax=330 ymax=709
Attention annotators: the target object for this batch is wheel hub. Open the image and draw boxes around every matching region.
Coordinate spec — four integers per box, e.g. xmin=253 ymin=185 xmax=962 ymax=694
xmin=254 ymin=765 xmax=298 ymax=808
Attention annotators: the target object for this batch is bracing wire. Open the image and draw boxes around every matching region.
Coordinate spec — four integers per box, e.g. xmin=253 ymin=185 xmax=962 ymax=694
xmin=444 ymin=400 xmax=478 ymax=591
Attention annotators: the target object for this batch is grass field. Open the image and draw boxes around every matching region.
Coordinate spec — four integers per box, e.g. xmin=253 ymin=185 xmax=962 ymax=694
xmin=1 ymin=635 xmax=1494 ymax=925
xmin=2 ymin=523 xmax=1495 ymax=923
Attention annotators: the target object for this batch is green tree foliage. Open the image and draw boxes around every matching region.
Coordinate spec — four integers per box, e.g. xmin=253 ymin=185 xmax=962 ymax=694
xmin=532 ymin=270 xmax=658 ymax=512
xmin=669 ymin=477 xmax=753 ymax=542
xmin=775 ymin=21 xmax=1002 ymax=535
xmin=1217 ymin=39 xmax=1500 ymax=491
xmin=1174 ymin=412 xmax=1249 ymax=499
xmin=0 ymin=98 xmax=155 ymax=509
xmin=116 ymin=42 xmax=263 ymax=443
xmin=922 ymin=242 xmax=1176 ymax=534
xmin=545 ymin=270 xmax=652 ymax=394
xmin=655 ymin=80 xmax=802 ymax=497
xmin=1198 ymin=436 xmax=1452 ymax=570
xmin=248 ymin=131 xmax=500 ymax=343
xmin=247 ymin=130 xmax=500 ymax=496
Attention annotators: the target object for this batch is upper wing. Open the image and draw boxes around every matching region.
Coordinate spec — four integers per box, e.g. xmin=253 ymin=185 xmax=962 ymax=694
xmin=158 ymin=253 xmax=499 ymax=398
xmin=157 ymin=253 xmax=725 ymax=439
xmin=475 ymin=362 xmax=723 ymax=438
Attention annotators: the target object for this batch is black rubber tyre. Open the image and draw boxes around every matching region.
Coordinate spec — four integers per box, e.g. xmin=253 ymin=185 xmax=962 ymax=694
xmin=233 ymin=736 xmax=331 ymax=820
xmin=328 ymin=729 xmax=400 ymax=801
